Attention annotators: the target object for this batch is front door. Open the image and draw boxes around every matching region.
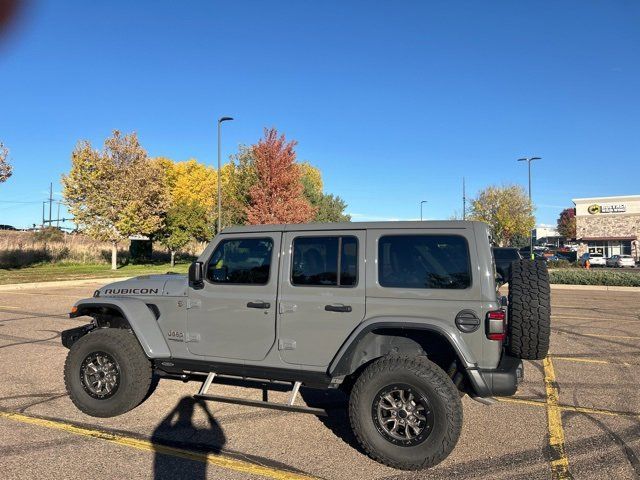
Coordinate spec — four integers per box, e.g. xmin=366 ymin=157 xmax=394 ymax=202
xmin=278 ymin=230 xmax=366 ymax=367
xmin=187 ymin=232 xmax=281 ymax=360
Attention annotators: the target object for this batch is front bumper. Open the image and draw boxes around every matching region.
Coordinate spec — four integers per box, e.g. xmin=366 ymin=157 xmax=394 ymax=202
xmin=466 ymin=353 xmax=523 ymax=398
xmin=61 ymin=324 xmax=94 ymax=349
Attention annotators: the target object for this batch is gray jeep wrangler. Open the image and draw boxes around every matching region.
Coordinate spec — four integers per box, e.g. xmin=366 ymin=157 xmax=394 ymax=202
xmin=62 ymin=221 xmax=550 ymax=470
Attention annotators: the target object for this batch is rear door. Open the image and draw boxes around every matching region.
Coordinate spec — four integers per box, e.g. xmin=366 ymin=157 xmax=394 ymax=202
xmin=277 ymin=230 xmax=366 ymax=366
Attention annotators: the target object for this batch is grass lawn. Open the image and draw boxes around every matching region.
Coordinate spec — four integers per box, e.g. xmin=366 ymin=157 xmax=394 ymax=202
xmin=0 ymin=262 xmax=189 ymax=285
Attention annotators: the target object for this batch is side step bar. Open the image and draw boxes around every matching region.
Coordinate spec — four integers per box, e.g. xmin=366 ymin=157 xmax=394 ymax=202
xmin=193 ymin=373 xmax=328 ymax=417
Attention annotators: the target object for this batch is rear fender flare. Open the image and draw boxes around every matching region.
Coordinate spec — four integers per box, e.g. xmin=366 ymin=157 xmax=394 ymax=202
xmin=71 ymin=297 xmax=170 ymax=358
xmin=328 ymin=317 xmax=478 ymax=378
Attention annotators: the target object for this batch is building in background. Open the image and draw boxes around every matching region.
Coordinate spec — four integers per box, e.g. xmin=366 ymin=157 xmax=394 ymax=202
xmin=533 ymin=225 xmax=562 ymax=247
xmin=573 ymin=195 xmax=640 ymax=260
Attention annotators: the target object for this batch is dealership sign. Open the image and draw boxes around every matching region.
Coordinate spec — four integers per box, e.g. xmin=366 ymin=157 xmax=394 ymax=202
xmin=587 ymin=203 xmax=627 ymax=214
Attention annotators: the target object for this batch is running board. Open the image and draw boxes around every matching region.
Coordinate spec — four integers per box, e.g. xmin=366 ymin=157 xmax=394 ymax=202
xmin=194 ymin=393 xmax=328 ymax=416
xmin=194 ymin=373 xmax=328 ymax=417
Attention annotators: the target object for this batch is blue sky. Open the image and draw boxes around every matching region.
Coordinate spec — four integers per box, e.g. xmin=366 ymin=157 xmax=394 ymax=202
xmin=1 ymin=1 xmax=639 ymax=229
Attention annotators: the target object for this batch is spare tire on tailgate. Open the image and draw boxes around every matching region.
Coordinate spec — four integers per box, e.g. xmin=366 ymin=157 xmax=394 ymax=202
xmin=507 ymin=259 xmax=551 ymax=360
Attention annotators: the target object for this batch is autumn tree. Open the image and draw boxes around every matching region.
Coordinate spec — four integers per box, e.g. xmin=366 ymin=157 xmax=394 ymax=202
xmin=0 ymin=142 xmax=12 ymax=184
xmin=556 ymin=208 xmax=576 ymax=240
xmin=468 ymin=185 xmax=534 ymax=247
xmin=300 ymin=163 xmax=351 ymax=222
xmin=157 ymin=158 xmax=217 ymax=262
xmin=63 ymin=131 xmax=167 ymax=269
xmin=245 ymin=129 xmax=316 ymax=225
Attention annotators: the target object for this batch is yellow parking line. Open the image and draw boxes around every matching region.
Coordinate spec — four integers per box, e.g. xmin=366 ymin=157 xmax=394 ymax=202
xmin=0 ymin=305 xmax=20 ymax=309
xmin=0 ymin=410 xmax=317 ymax=480
xmin=549 ymin=355 xmax=633 ymax=366
xmin=497 ymin=397 xmax=640 ymax=419
xmin=543 ymin=357 xmax=572 ymax=479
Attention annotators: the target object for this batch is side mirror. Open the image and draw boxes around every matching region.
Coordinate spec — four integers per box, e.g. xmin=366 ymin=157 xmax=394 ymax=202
xmin=189 ymin=261 xmax=204 ymax=289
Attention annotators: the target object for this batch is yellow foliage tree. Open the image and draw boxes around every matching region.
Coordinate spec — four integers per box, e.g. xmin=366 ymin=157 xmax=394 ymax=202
xmin=469 ymin=184 xmax=535 ymax=247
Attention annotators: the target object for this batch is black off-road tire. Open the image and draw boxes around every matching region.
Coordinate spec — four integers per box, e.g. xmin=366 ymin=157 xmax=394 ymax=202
xmin=64 ymin=328 xmax=152 ymax=417
xmin=507 ymin=259 xmax=551 ymax=360
xmin=348 ymin=355 xmax=463 ymax=470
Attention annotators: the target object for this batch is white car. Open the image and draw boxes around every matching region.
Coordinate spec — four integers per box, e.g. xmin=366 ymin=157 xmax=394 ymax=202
xmin=579 ymin=253 xmax=606 ymax=267
xmin=606 ymin=255 xmax=636 ymax=268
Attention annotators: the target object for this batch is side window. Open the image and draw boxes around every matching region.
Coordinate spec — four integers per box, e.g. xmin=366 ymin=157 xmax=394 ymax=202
xmin=378 ymin=235 xmax=471 ymax=289
xmin=291 ymin=236 xmax=358 ymax=287
xmin=207 ymin=238 xmax=273 ymax=285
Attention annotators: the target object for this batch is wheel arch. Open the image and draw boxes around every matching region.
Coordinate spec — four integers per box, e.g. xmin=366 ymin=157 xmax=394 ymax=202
xmin=329 ymin=318 xmax=477 ymax=377
xmin=70 ymin=298 xmax=171 ymax=358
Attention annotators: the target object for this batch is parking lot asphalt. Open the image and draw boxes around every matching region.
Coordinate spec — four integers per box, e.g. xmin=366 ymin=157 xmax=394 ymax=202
xmin=0 ymin=284 xmax=639 ymax=479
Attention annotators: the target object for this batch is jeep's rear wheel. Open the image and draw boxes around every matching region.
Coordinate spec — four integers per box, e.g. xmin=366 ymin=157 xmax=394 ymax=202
xmin=349 ymin=355 xmax=463 ymax=470
xmin=507 ymin=259 xmax=551 ymax=360
xmin=64 ymin=328 xmax=152 ymax=417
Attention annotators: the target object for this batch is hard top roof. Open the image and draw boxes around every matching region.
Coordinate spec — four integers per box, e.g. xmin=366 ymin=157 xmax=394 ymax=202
xmin=221 ymin=220 xmax=483 ymax=234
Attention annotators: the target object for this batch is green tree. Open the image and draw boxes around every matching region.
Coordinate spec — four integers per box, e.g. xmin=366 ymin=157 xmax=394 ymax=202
xmin=556 ymin=208 xmax=576 ymax=240
xmin=160 ymin=200 xmax=211 ymax=266
xmin=299 ymin=162 xmax=351 ymax=222
xmin=469 ymin=185 xmax=534 ymax=247
xmin=0 ymin=142 xmax=12 ymax=184
xmin=62 ymin=131 xmax=167 ymax=269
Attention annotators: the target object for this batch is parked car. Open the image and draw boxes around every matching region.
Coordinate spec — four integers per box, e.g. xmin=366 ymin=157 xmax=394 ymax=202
xmin=61 ymin=221 xmax=551 ymax=471
xmin=493 ymin=247 xmax=523 ymax=281
xmin=579 ymin=252 xmax=606 ymax=267
xmin=606 ymin=255 xmax=636 ymax=268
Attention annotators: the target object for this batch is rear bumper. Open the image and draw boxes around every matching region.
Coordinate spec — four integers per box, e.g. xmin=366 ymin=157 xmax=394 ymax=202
xmin=466 ymin=353 xmax=523 ymax=397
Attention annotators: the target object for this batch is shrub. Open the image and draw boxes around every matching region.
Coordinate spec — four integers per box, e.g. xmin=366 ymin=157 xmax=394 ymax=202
xmin=547 ymin=259 xmax=575 ymax=269
xmin=550 ymin=269 xmax=640 ymax=287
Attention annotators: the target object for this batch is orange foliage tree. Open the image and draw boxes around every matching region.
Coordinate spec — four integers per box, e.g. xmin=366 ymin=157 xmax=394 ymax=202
xmin=246 ymin=128 xmax=316 ymax=224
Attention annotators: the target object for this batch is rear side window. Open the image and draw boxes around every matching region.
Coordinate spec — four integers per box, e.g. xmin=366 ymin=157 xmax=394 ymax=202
xmin=378 ymin=235 xmax=471 ymax=289
xmin=292 ymin=236 xmax=358 ymax=287
xmin=207 ymin=238 xmax=273 ymax=284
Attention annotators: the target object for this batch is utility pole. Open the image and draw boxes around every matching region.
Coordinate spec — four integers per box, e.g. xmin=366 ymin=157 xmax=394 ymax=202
xmin=517 ymin=156 xmax=541 ymax=260
xmin=48 ymin=182 xmax=53 ymax=227
xmin=42 ymin=202 xmax=45 ymax=227
xmin=462 ymin=177 xmax=466 ymax=221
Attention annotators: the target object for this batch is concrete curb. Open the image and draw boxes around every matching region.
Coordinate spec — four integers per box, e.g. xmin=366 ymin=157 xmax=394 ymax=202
xmin=0 ymin=277 xmax=132 ymax=292
xmin=550 ymin=283 xmax=640 ymax=293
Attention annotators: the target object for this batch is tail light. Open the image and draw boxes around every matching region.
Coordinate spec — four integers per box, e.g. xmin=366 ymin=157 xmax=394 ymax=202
xmin=486 ymin=309 xmax=506 ymax=342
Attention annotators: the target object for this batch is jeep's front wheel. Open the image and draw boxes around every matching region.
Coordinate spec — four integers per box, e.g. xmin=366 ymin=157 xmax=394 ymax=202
xmin=348 ymin=355 xmax=463 ymax=470
xmin=64 ymin=328 xmax=152 ymax=417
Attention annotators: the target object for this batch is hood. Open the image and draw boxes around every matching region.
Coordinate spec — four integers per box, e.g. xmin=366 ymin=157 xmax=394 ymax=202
xmin=96 ymin=274 xmax=188 ymax=298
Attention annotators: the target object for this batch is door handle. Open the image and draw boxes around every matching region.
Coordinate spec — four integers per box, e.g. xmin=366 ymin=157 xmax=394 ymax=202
xmin=247 ymin=301 xmax=271 ymax=309
xmin=325 ymin=304 xmax=352 ymax=313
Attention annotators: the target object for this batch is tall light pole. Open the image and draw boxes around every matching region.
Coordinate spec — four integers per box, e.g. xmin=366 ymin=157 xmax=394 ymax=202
xmin=518 ymin=156 xmax=541 ymax=259
xmin=420 ymin=200 xmax=428 ymax=221
xmin=217 ymin=116 xmax=234 ymax=234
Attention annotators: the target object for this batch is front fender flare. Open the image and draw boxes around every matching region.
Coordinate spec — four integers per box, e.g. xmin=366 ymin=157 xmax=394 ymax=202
xmin=71 ymin=297 xmax=171 ymax=358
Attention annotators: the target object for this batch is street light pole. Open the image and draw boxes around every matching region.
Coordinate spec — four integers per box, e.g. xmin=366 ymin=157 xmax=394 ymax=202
xmin=420 ymin=200 xmax=427 ymax=221
xmin=518 ymin=156 xmax=541 ymax=260
xmin=217 ymin=116 xmax=234 ymax=234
